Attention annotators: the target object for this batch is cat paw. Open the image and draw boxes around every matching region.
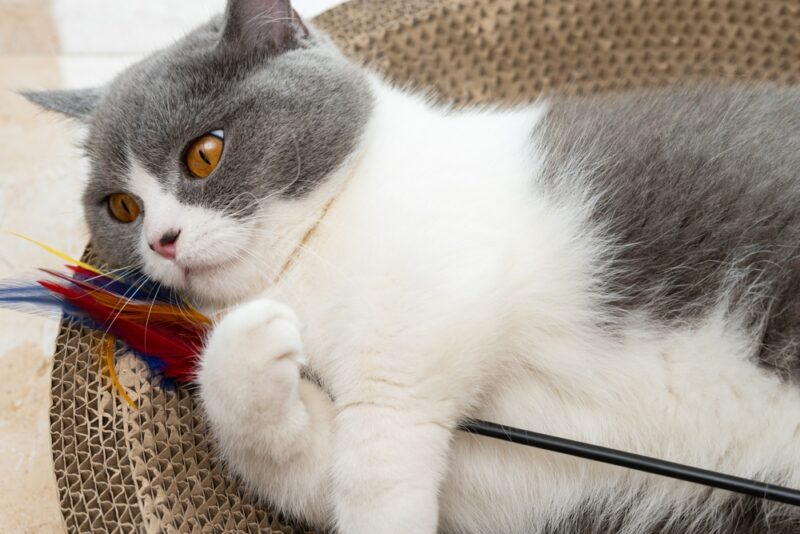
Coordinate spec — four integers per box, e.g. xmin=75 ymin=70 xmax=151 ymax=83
xmin=198 ymin=298 xmax=305 ymax=423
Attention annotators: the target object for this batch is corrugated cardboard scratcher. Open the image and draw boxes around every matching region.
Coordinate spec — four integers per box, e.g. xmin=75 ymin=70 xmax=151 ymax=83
xmin=50 ymin=0 xmax=800 ymax=532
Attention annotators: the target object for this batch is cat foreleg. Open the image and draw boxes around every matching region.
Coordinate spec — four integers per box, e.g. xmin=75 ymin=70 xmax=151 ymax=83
xmin=198 ymin=298 xmax=335 ymax=529
xmin=332 ymin=390 xmax=454 ymax=534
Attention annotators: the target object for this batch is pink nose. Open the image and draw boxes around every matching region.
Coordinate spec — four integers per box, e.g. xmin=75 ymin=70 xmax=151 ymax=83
xmin=149 ymin=229 xmax=180 ymax=260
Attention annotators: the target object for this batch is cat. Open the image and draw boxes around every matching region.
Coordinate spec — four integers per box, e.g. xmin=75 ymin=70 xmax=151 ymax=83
xmin=24 ymin=0 xmax=800 ymax=532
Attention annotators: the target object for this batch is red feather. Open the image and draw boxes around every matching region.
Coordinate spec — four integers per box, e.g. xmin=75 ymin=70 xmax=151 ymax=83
xmin=38 ymin=279 xmax=207 ymax=382
xmin=0 ymin=236 xmax=212 ymax=405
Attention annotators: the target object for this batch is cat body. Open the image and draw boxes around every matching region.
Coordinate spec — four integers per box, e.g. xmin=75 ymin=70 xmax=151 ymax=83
xmin=26 ymin=1 xmax=800 ymax=532
xmin=203 ymin=80 xmax=800 ymax=534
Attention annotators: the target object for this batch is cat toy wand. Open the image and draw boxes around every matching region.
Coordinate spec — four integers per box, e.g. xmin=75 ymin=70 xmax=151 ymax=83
xmin=458 ymin=419 xmax=800 ymax=507
xmin=3 ymin=236 xmax=800 ymax=508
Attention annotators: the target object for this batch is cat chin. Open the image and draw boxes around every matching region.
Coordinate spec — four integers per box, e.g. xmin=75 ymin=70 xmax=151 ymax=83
xmin=145 ymin=266 xmax=247 ymax=308
xmin=178 ymin=260 xmax=267 ymax=308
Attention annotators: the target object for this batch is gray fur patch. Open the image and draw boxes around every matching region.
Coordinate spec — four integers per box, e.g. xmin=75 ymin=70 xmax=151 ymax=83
xmin=536 ymin=86 xmax=800 ymax=376
xmin=542 ymin=489 xmax=800 ymax=533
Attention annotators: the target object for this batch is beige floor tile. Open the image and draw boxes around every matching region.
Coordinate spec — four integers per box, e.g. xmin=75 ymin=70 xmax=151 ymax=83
xmin=0 ymin=0 xmax=59 ymax=54
xmin=0 ymin=55 xmax=85 ymax=534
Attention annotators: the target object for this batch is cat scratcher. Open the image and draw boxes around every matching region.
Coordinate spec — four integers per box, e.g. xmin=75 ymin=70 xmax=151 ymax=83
xmin=50 ymin=1 xmax=800 ymax=532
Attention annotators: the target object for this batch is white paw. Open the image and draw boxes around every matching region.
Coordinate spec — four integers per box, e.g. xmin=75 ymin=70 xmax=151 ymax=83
xmin=198 ymin=298 xmax=305 ymax=423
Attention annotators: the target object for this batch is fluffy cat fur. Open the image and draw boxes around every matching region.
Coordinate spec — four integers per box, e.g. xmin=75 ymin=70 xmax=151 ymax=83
xmin=26 ymin=0 xmax=800 ymax=532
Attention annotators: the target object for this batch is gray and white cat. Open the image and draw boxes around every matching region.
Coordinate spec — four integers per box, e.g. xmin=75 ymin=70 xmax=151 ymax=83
xmin=26 ymin=0 xmax=800 ymax=532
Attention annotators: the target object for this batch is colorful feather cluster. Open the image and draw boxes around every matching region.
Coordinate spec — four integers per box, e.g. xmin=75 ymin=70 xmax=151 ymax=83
xmin=0 ymin=234 xmax=210 ymax=408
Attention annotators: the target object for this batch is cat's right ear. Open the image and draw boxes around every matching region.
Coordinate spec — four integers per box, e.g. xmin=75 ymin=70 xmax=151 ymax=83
xmin=21 ymin=87 xmax=101 ymax=122
xmin=222 ymin=0 xmax=308 ymax=52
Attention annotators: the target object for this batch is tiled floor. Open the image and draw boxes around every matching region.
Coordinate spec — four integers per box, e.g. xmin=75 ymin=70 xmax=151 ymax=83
xmin=0 ymin=1 xmax=342 ymax=531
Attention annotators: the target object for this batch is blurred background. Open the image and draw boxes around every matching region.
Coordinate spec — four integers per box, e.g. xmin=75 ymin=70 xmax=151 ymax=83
xmin=0 ymin=1 xmax=342 ymax=531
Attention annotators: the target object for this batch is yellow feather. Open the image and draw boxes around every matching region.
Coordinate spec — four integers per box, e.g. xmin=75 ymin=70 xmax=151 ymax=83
xmin=4 ymin=230 xmax=105 ymax=275
xmin=103 ymin=334 xmax=137 ymax=410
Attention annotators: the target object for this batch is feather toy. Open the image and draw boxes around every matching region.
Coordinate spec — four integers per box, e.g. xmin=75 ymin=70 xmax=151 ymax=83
xmin=0 ymin=233 xmax=211 ymax=407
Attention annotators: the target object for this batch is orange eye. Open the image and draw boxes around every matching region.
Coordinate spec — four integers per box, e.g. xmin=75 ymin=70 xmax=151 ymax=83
xmin=108 ymin=193 xmax=140 ymax=223
xmin=185 ymin=130 xmax=224 ymax=178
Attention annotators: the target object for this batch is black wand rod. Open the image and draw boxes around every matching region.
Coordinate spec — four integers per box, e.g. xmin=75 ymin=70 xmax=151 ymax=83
xmin=458 ymin=418 xmax=800 ymax=507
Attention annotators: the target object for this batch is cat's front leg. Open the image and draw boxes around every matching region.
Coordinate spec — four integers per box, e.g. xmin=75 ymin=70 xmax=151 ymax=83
xmin=197 ymin=298 xmax=334 ymax=529
xmin=333 ymin=389 xmax=454 ymax=534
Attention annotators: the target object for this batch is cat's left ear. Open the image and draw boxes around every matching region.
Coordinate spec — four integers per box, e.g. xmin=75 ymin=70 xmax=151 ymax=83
xmin=222 ymin=0 xmax=309 ymax=52
xmin=21 ymin=87 xmax=101 ymax=122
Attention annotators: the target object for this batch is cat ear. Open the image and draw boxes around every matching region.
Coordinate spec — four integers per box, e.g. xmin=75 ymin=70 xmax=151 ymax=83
xmin=222 ymin=0 xmax=308 ymax=52
xmin=21 ymin=87 xmax=101 ymax=121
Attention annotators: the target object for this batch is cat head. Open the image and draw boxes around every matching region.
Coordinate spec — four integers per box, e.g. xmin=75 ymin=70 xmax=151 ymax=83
xmin=25 ymin=0 xmax=372 ymax=306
